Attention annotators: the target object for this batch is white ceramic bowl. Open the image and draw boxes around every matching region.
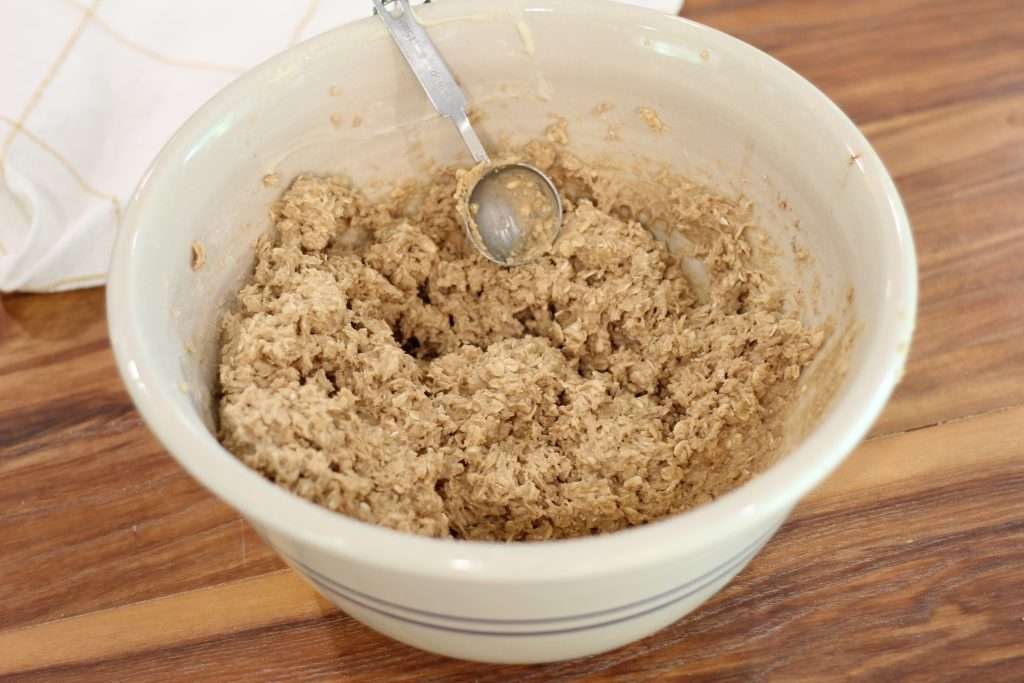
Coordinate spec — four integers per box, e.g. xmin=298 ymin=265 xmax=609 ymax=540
xmin=108 ymin=0 xmax=916 ymax=664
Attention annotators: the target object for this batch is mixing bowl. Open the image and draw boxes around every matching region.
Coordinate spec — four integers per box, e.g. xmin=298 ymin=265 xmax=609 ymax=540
xmin=107 ymin=0 xmax=916 ymax=664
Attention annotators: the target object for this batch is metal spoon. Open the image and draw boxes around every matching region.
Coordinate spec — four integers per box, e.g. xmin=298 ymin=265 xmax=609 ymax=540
xmin=373 ymin=0 xmax=563 ymax=266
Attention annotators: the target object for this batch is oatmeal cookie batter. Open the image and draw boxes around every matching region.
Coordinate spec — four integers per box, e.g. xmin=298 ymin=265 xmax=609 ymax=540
xmin=218 ymin=134 xmax=824 ymax=541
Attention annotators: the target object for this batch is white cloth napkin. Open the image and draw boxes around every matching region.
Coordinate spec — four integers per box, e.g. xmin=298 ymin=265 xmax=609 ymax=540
xmin=0 ymin=0 xmax=684 ymax=293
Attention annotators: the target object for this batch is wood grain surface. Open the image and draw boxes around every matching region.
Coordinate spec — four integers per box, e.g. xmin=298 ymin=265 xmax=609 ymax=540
xmin=2 ymin=0 xmax=1023 ymax=679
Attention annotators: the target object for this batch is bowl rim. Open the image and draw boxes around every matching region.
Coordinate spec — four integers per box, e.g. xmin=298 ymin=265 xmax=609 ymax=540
xmin=107 ymin=0 xmax=917 ymax=581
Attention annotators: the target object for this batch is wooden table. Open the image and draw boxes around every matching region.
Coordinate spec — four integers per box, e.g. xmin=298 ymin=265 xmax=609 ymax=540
xmin=2 ymin=0 xmax=1022 ymax=679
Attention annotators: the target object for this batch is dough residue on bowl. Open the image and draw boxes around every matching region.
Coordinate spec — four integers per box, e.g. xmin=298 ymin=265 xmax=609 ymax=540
xmin=217 ymin=127 xmax=827 ymax=541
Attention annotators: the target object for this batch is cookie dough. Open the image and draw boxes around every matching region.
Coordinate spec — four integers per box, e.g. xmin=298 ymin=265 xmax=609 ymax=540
xmin=217 ymin=132 xmax=824 ymax=541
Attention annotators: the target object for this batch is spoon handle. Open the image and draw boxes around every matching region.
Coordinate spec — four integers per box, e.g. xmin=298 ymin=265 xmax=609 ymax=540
xmin=374 ymin=0 xmax=490 ymax=164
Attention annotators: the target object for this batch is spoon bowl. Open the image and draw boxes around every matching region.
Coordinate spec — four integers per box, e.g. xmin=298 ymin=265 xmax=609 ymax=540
xmin=465 ymin=163 xmax=563 ymax=265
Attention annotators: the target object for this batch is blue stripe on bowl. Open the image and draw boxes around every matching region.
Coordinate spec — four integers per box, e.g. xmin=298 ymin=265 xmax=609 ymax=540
xmin=287 ymin=526 xmax=773 ymax=626
xmin=285 ymin=527 xmax=774 ymax=637
xmin=300 ymin=540 xmax=764 ymax=637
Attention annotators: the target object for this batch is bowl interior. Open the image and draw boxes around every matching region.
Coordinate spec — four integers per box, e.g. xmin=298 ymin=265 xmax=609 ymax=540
xmin=109 ymin=0 xmax=914 ymax=566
